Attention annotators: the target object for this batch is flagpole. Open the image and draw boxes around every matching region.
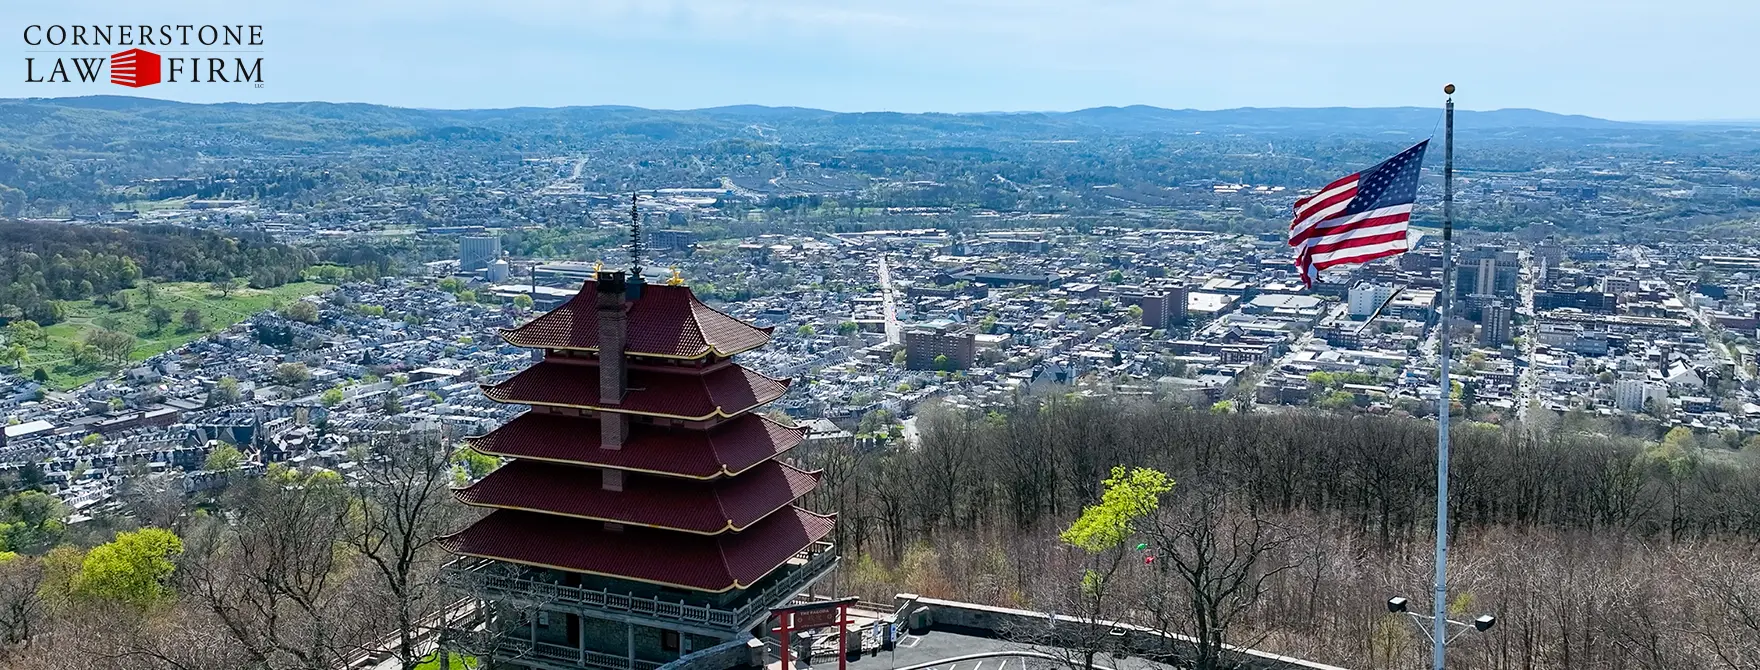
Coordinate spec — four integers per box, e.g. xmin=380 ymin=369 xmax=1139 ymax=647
xmin=1431 ymin=83 xmax=1456 ymax=670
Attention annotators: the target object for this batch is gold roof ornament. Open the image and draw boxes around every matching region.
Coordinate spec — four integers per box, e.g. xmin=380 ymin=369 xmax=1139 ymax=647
xmin=667 ymin=268 xmax=685 ymax=286
xmin=594 ymin=261 xmax=604 ymax=273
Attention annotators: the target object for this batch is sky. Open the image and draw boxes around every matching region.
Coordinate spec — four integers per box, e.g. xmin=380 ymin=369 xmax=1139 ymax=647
xmin=5 ymin=0 xmax=1757 ymax=120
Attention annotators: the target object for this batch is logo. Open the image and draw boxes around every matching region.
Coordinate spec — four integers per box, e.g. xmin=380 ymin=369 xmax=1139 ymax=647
xmin=109 ymin=48 xmax=161 ymax=87
xmin=23 ymin=25 xmax=264 ymax=89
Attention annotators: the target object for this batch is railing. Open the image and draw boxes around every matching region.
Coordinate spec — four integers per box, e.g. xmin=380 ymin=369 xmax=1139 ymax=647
xmin=442 ymin=544 xmax=837 ymax=633
xmin=451 ymin=634 xmax=669 ymax=670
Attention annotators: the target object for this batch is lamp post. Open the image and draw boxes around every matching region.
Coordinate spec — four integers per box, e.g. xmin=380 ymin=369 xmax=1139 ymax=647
xmin=1385 ymin=595 xmax=1495 ymax=660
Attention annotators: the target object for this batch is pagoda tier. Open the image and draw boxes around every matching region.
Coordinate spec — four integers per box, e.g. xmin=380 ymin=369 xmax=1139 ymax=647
xmin=501 ymin=281 xmax=773 ymax=359
xmin=464 ymin=412 xmax=806 ymax=479
xmin=481 ymin=360 xmax=790 ymax=421
xmin=453 ymin=460 xmax=822 ymax=534
xmin=439 ymin=506 xmax=835 ymax=592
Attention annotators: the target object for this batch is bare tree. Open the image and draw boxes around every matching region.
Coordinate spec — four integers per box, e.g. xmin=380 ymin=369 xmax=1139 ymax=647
xmin=176 ymin=474 xmax=376 ymax=670
xmin=1143 ymin=476 xmax=1303 ymax=670
xmin=0 ymin=554 xmax=44 ymax=654
xmin=347 ymin=432 xmax=463 ymax=669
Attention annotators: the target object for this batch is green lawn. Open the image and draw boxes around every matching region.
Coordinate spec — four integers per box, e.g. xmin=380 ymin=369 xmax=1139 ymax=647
xmin=413 ymin=652 xmax=480 ymax=670
xmin=17 ymin=281 xmax=332 ymax=390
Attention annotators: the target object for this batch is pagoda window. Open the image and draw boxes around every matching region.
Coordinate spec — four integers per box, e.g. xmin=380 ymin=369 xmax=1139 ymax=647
xmin=661 ymin=630 xmax=680 ymax=652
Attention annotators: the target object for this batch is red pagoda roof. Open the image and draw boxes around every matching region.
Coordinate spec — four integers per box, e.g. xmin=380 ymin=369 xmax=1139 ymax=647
xmin=481 ymin=361 xmax=790 ymax=420
xmin=439 ymin=506 xmax=835 ymax=592
xmin=465 ymin=412 xmax=806 ymax=479
xmin=501 ymin=282 xmax=773 ymax=359
xmin=453 ymin=460 xmax=820 ymax=534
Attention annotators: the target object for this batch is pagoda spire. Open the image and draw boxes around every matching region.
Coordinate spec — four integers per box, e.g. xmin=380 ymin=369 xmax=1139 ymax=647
xmin=628 ymin=192 xmax=645 ymax=279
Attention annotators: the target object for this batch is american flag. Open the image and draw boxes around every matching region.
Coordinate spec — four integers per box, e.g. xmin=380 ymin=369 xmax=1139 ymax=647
xmin=1289 ymin=140 xmax=1429 ymax=287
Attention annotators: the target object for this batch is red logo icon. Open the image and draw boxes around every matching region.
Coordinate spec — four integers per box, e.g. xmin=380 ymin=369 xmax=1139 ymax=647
xmin=110 ymin=49 xmax=162 ymax=87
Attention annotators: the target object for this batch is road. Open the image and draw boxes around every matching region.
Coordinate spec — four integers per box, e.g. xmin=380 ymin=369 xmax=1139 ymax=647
xmin=1514 ymin=250 xmax=1540 ymax=423
xmin=878 ymin=256 xmax=901 ymax=346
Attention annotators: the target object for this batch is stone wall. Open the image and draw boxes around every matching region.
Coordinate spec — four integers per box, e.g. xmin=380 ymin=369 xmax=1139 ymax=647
xmin=894 ymin=595 xmax=1350 ymax=670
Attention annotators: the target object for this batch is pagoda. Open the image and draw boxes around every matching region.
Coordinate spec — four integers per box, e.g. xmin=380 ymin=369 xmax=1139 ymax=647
xmin=441 ymin=253 xmax=836 ymax=669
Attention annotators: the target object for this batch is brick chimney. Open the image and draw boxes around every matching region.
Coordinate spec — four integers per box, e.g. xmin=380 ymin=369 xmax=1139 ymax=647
xmin=596 ymin=271 xmax=629 ymax=454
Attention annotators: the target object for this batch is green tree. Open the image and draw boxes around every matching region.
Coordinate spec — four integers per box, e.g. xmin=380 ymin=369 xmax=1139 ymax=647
xmin=382 ymin=393 xmax=403 ymax=415
xmin=0 ymin=344 xmax=25 ymax=369
xmin=139 ymin=280 xmax=159 ymax=305
xmin=86 ymin=329 xmax=136 ymax=364
xmin=274 ymin=363 xmax=311 ymax=387
xmin=72 ymin=528 xmax=183 ymax=609
xmin=67 ymin=342 xmax=101 ymax=370
xmin=1064 ymin=466 xmax=1173 ymax=551
xmin=892 ymin=349 xmax=908 ymax=366
xmin=321 ymin=387 xmax=345 ymax=407
xmin=512 ymin=294 xmax=534 ymax=310
xmin=933 ymin=354 xmax=951 ymax=371
xmin=836 ymin=321 xmax=858 ymax=336
xmin=209 ymin=376 xmax=242 ymax=406
xmin=210 ymin=277 xmax=241 ymax=298
xmin=3 ymin=321 xmax=43 ymax=348
xmin=797 ymin=324 xmax=816 ymax=337
xmin=0 ymin=492 xmax=67 ymax=554
xmin=145 ymin=304 xmax=173 ymax=332
xmin=31 ymin=368 xmax=48 ymax=383
xmin=204 ymin=444 xmax=243 ymax=472
xmin=451 ymin=448 xmax=500 ymax=482
xmin=284 ymin=301 xmax=320 ymax=323
xmin=181 ymin=308 xmax=205 ymax=332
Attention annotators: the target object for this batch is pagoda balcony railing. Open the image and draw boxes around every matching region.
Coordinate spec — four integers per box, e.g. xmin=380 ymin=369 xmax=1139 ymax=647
xmin=442 ymin=542 xmax=837 ymax=633
xmin=447 ymin=631 xmax=664 ymax=670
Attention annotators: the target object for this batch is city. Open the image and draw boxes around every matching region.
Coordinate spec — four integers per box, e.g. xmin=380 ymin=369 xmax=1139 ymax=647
xmin=2 ymin=3 xmax=1760 ymax=670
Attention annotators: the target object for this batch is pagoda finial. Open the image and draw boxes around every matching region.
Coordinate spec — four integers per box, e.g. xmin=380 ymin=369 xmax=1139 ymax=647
xmin=628 ymin=192 xmax=645 ymax=278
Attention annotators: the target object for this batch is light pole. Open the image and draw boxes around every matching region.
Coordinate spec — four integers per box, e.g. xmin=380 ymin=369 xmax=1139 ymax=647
xmin=1386 ymin=596 xmax=1495 ymax=662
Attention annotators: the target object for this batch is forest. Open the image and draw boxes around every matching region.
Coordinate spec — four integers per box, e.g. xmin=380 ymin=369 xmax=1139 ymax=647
xmin=0 ymin=221 xmax=312 ymax=325
xmin=0 ymin=398 xmax=1756 ymax=669
xmin=804 ymin=397 xmax=1760 ymax=669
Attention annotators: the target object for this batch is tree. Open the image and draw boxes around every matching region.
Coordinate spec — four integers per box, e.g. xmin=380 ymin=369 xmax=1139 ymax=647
xmin=0 ymin=345 xmax=24 ymax=370
xmin=451 ymin=448 xmax=500 ymax=482
xmin=181 ymin=307 xmax=205 ymax=332
xmin=837 ymin=321 xmax=859 ymax=335
xmin=85 ymin=329 xmax=135 ymax=364
xmin=1142 ymin=477 xmax=1303 ymax=670
xmin=1024 ymin=467 xmax=1172 ymax=670
xmin=347 ymin=435 xmax=462 ymax=669
xmin=512 ymin=294 xmax=534 ymax=310
xmin=797 ymin=324 xmax=816 ymax=337
xmin=274 ymin=362 xmax=312 ymax=387
xmin=893 ymin=349 xmax=908 ymax=366
xmin=139 ymin=280 xmax=159 ymax=305
xmin=284 ymin=301 xmax=320 ymax=324
xmin=209 ymin=376 xmax=242 ymax=407
xmin=0 ymin=492 xmax=66 ymax=554
xmin=72 ymin=527 xmax=183 ymax=609
xmin=204 ymin=444 xmax=244 ymax=472
xmin=30 ymin=368 xmax=47 ymax=383
xmin=381 ymin=393 xmax=403 ymax=415
xmin=210 ymin=277 xmax=241 ymax=298
xmin=2 ymin=321 xmax=42 ymax=348
xmin=933 ymin=354 xmax=951 ymax=371
xmin=321 ymin=388 xmax=345 ymax=407
xmin=0 ymin=552 xmax=44 ymax=649
xmin=145 ymin=304 xmax=172 ymax=332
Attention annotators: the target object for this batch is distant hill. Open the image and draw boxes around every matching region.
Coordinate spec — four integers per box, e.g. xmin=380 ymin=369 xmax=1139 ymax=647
xmin=0 ymin=96 xmax=1692 ymax=157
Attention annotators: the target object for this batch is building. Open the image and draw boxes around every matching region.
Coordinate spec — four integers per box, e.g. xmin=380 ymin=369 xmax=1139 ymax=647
xmin=440 ymin=271 xmax=836 ymax=669
xmin=1614 ymin=378 xmax=1668 ymax=413
xmin=1535 ymin=289 xmax=1616 ymax=314
xmin=1141 ymin=283 xmax=1189 ymax=330
xmin=652 ymin=229 xmax=697 ymax=250
xmin=461 ymin=236 xmax=503 ymax=271
xmin=1347 ymin=282 xmax=1396 ymax=318
xmin=1480 ymin=301 xmax=1513 ymax=346
xmin=905 ymin=322 xmax=976 ymax=371
xmin=486 ymin=258 xmax=511 ymax=283
xmin=1456 ymin=246 xmax=1520 ymax=299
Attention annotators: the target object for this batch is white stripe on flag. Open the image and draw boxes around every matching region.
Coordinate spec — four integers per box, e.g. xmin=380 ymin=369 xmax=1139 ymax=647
xmin=1310 ymin=238 xmax=1410 ymax=266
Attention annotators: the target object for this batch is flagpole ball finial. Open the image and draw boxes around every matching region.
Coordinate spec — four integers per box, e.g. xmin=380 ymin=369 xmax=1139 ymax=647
xmin=1444 ymin=83 xmax=1456 ymax=95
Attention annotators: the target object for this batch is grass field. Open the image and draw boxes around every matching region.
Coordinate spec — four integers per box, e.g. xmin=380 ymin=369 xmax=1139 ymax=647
xmin=16 ymin=281 xmax=331 ymax=390
xmin=413 ymin=652 xmax=479 ymax=670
